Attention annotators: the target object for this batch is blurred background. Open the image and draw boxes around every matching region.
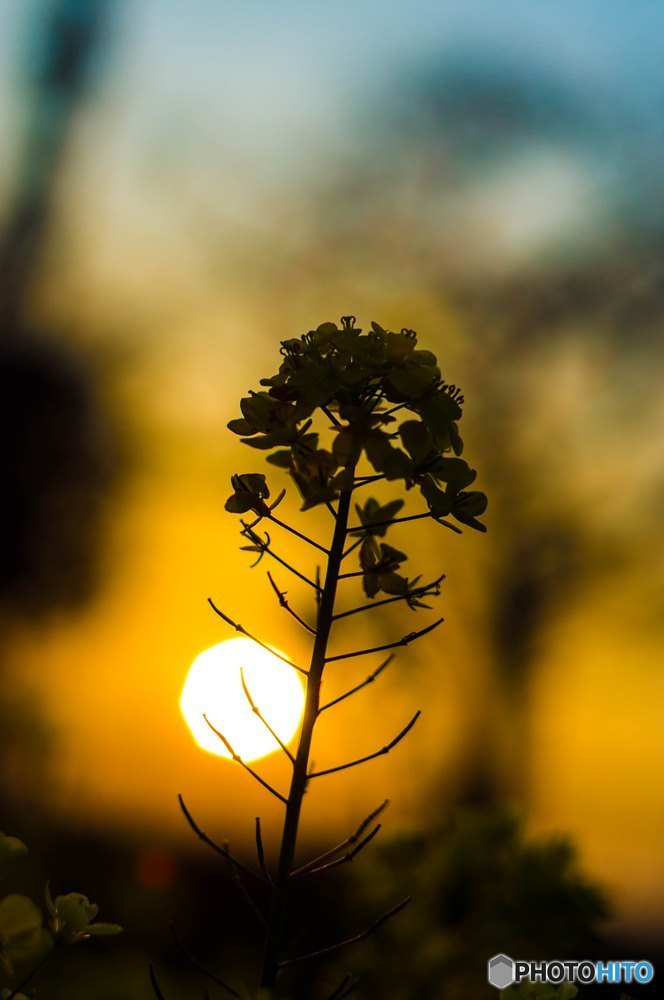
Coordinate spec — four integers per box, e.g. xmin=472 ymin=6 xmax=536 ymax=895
xmin=0 ymin=1 xmax=662 ymax=997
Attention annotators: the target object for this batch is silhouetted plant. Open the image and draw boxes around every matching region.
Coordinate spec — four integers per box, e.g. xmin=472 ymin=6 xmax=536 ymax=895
xmin=354 ymin=807 xmax=606 ymax=999
xmin=0 ymin=830 xmax=121 ymax=998
xmin=158 ymin=318 xmax=487 ymax=999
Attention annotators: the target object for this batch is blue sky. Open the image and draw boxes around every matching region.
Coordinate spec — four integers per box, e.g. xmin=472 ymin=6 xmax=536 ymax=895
xmin=3 ymin=0 xmax=662 ymax=159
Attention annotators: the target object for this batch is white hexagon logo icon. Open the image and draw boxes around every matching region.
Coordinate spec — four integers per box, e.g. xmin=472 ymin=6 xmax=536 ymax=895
xmin=488 ymin=953 xmax=515 ymax=989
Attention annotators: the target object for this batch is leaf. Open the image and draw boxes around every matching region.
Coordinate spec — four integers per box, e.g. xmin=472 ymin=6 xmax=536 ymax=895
xmin=227 ymin=418 xmax=254 ymax=436
xmin=419 ymin=476 xmax=453 ymax=517
xmin=0 ymin=894 xmax=47 ymax=975
xmin=87 ymin=922 xmax=123 ymax=936
xmin=411 ymin=349 xmax=437 ymax=366
xmin=388 ymin=362 xmax=438 ymax=399
xmin=429 ymin=456 xmax=477 ymax=490
xmin=55 ymin=893 xmax=98 ymax=930
xmin=225 ymin=473 xmax=271 ymax=517
xmin=382 ymin=330 xmax=418 ymax=364
xmin=315 ymin=321 xmax=338 ymax=337
xmin=0 ymin=895 xmax=43 ymax=939
xmin=417 ymin=391 xmax=462 ymax=449
xmin=266 ymin=449 xmax=293 ymax=468
xmin=359 ymin=535 xmax=381 ymax=570
xmin=399 ymin=421 xmax=432 ymax=464
xmin=45 ymin=882 xmax=56 ymax=918
xmin=451 ymin=490 xmax=488 ymax=531
xmin=233 ymin=474 xmax=269 ymax=497
xmin=224 ymin=493 xmax=255 ymax=514
xmin=355 ymin=497 xmax=405 ymax=537
xmin=379 ymin=571 xmax=410 ymax=596
xmin=380 ymin=544 xmax=408 ymax=566
xmin=332 ymin=427 xmax=362 ymax=467
xmin=364 ymin=431 xmax=412 ymax=480
xmin=360 ymin=540 xmax=409 ymax=598
xmin=0 ymin=832 xmax=28 ymax=865
xmin=501 ymin=985 xmax=577 ymax=999
xmin=241 ymin=429 xmax=296 ymax=449
xmin=49 ymin=890 xmax=122 ymax=943
xmin=363 ymin=571 xmax=381 ymax=598
xmin=239 ymin=393 xmax=279 ymax=432
xmin=329 ymin=466 xmax=354 ymax=491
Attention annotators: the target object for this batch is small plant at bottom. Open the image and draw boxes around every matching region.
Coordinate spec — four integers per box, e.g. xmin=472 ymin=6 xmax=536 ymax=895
xmin=0 ymin=831 xmax=122 ymax=998
xmin=155 ymin=318 xmax=487 ymax=999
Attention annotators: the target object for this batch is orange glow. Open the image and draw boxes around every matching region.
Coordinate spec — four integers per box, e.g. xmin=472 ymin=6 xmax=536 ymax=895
xmin=180 ymin=637 xmax=305 ymax=762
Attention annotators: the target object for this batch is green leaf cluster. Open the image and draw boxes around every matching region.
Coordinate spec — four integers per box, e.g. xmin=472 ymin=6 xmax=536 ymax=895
xmin=501 ymin=984 xmax=578 ymax=999
xmin=226 ymin=318 xmax=486 ymax=529
xmin=0 ymin=894 xmax=47 ymax=980
xmin=45 ymin=885 xmax=122 ymax=943
xmin=0 ymin=833 xmax=121 ymax=988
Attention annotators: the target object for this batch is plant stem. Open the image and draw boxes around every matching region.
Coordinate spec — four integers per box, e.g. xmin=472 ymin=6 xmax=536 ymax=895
xmin=259 ymin=485 xmax=353 ymax=990
xmin=6 ymin=941 xmax=59 ymax=999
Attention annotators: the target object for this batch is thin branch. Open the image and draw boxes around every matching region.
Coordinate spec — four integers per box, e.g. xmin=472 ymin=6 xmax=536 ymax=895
xmin=267 ymin=571 xmax=316 ymax=635
xmin=341 ymin=535 xmax=363 ymax=561
xmin=325 ymin=499 xmax=338 ymax=520
xmin=255 ymin=816 xmax=272 ymax=883
xmin=221 ymin=838 xmax=267 ymax=928
xmin=309 ymin=712 xmax=420 ymax=779
xmin=203 ymin=716 xmax=288 ymax=803
xmin=178 ymin=794 xmax=266 ymax=883
xmin=352 ymin=475 xmax=385 ymax=490
xmin=326 ymin=617 xmax=444 ymax=661
xmin=318 ymin=655 xmax=394 ymax=712
xmin=328 ymin=975 xmax=353 ymax=1000
xmin=241 ymin=667 xmax=295 ymax=764
xmin=149 ymin=964 xmax=168 ymax=1000
xmin=332 ymin=575 xmax=445 ymax=622
xmin=5 ymin=944 xmax=59 ymax=999
xmin=327 ymin=973 xmax=366 ymax=1000
xmin=346 ymin=510 xmax=432 ymax=535
xmin=377 ymin=401 xmax=411 ymax=419
xmin=207 ymin=599 xmax=308 ymax=676
xmin=347 ymin=512 xmax=461 ymax=535
xmin=322 ymin=404 xmax=342 ymax=427
xmin=241 ymin=520 xmax=321 ymax=591
xmin=298 ymin=823 xmax=382 ymax=877
xmin=269 ymin=513 xmax=329 ymax=554
xmin=279 ymin=897 xmax=412 ymax=967
xmin=170 ymin=923 xmax=242 ymax=999
xmin=315 ymin=564 xmax=322 ymax=609
xmin=292 ymin=800 xmax=389 ymax=876
xmin=337 ymin=569 xmax=365 ymax=579
xmin=332 ymin=975 xmax=365 ymax=1000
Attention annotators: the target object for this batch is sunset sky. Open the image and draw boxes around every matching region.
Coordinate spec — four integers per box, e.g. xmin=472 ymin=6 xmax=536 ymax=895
xmin=1 ymin=0 xmax=662 ymax=966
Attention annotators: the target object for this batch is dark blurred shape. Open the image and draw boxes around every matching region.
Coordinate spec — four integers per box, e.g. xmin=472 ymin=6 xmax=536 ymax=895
xmin=312 ymin=45 xmax=664 ymax=809
xmin=0 ymin=0 xmax=124 ymax=825
xmin=0 ymin=0 xmax=123 ymax=622
xmin=0 ymin=331 xmax=121 ymax=618
xmin=388 ymin=51 xmax=591 ymax=161
xmin=355 ymin=809 xmax=606 ymax=1000
xmin=135 ymin=847 xmax=179 ymax=890
xmin=0 ymin=0 xmax=112 ymax=319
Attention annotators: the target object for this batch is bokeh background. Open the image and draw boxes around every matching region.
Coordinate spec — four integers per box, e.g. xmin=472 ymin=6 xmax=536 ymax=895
xmin=1 ymin=1 xmax=662 ymax=997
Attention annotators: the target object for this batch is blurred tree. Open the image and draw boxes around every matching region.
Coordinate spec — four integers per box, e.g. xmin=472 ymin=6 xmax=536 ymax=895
xmin=355 ymin=808 xmax=606 ymax=1000
xmin=0 ymin=0 xmax=125 ymax=814
xmin=295 ymin=49 xmax=664 ymax=807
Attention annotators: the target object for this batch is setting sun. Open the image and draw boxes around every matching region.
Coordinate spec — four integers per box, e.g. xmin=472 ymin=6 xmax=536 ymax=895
xmin=180 ymin=637 xmax=305 ymax=762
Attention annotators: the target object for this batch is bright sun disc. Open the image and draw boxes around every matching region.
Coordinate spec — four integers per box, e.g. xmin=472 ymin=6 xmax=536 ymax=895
xmin=180 ymin=637 xmax=305 ymax=762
